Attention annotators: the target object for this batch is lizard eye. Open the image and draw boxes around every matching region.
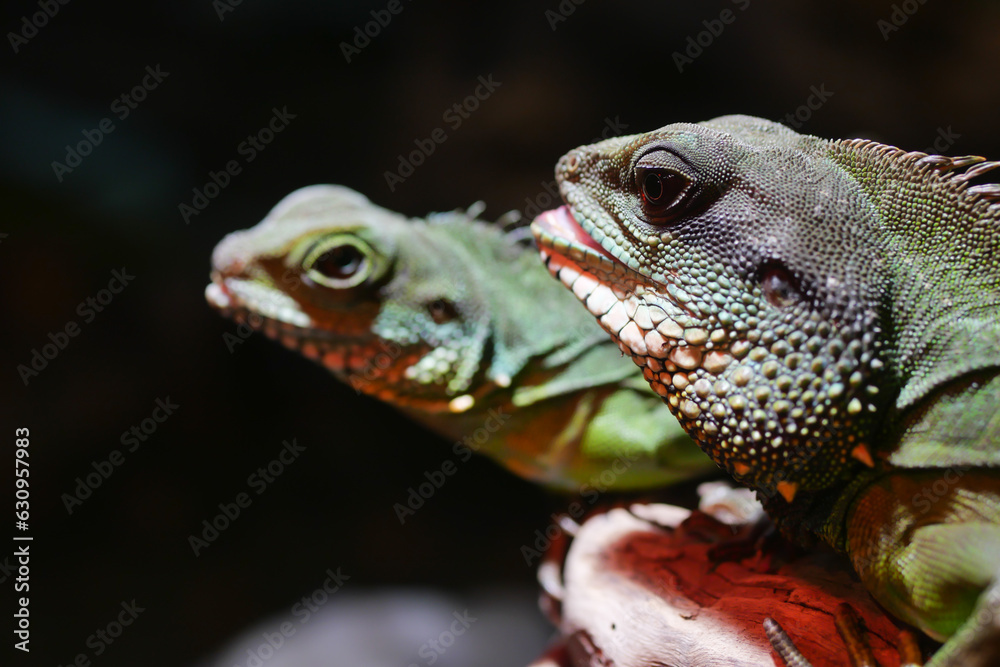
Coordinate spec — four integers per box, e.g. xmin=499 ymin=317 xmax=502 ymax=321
xmin=635 ymin=167 xmax=691 ymax=224
xmin=303 ymin=237 xmax=374 ymax=289
xmin=315 ymin=246 xmax=364 ymax=279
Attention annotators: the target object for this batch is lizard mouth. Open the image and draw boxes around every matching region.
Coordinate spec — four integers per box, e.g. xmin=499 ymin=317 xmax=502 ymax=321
xmin=206 ymin=273 xmax=312 ymax=336
xmin=531 ymin=206 xmax=618 ymax=262
xmin=204 ymin=273 xmax=379 ymax=373
xmin=205 ymin=273 xmax=457 ymax=409
xmin=531 ymin=206 xmax=730 ymax=380
xmin=532 ymin=205 xmax=886 ymax=499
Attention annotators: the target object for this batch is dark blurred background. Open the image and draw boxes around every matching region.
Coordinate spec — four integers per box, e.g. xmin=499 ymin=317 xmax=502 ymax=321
xmin=4 ymin=1 xmax=1000 ymax=665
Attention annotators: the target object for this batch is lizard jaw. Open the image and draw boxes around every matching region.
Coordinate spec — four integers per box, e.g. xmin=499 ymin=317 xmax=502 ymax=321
xmin=206 ymin=273 xmax=478 ymax=412
xmin=205 ymin=274 xmax=312 ymax=339
xmin=533 ymin=205 xmax=764 ymax=483
xmin=207 ymin=273 xmax=309 ymax=325
xmin=204 ymin=273 xmax=385 ymax=374
xmin=532 ymin=207 xmax=725 ymax=376
xmin=533 ymin=202 xmax=883 ymax=499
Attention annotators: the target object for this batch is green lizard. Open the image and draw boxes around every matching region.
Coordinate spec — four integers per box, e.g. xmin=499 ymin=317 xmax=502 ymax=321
xmin=532 ymin=115 xmax=1000 ymax=665
xmin=205 ymin=184 xmax=712 ymax=491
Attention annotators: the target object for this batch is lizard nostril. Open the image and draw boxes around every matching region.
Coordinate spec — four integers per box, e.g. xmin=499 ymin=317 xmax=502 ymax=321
xmin=562 ymin=152 xmax=582 ymax=180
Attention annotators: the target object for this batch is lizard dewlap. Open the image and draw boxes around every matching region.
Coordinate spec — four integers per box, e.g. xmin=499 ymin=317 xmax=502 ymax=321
xmin=206 ymin=184 xmax=713 ymax=491
xmin=532 ymin=115 xmax=1000 ymax=660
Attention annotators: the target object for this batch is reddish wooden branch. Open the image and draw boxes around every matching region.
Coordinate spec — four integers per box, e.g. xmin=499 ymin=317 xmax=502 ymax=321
xmin=530 ymin=488 xmax=918 ymax=667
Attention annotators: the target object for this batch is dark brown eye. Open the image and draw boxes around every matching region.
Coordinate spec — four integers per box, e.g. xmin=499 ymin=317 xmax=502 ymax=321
xmin=636 ymin=168 xmax=690 ymax=215
xmin=642 ymin=172 xmax=665 ymax=202
xmin=428 ymin=299 xmax=458 ymax=324
xmin=761 ymin=266 xmax=799 ymax=308
xmin=304 ymin=238 xmax=374 ymax=289
xmin=313 ymin=246 xmax=364 ymax=280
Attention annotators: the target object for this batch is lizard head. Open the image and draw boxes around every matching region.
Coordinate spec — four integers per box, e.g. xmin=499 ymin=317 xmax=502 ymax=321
xmin=207 ymin=185 xmax=521 ymax=412
xmin=533 ymin=115 xmax=894 ymax=504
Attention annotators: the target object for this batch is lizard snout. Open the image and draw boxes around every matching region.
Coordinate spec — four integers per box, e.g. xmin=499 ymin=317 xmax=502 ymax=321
xmin=557 ymin=150 xmax=583 ymax=182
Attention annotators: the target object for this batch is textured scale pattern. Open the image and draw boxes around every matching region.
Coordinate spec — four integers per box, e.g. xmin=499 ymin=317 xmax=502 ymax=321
xmin=531 ymin=115 xmax=1000 ymax=660
xmin=534 ymin=117 xmax=910 ymax=502
xmin=533 ymin=114 xmax=1000 ymax=503
xmin=206 ymin=184 xmax=573 ymax=410
xmin=828 ymin=140 xmax=1000 ymax=414
xmin=205 ymin=184 xmax=714 ymax=491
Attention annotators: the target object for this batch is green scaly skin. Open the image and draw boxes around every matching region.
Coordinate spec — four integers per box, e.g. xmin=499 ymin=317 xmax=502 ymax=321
xmin=531 ymin=115 xmax=1000 ymax=665
xmin=206 ymin=184 xmax=713 ymax=491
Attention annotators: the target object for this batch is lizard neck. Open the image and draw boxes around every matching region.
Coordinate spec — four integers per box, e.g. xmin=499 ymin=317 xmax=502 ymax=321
xmin=829 ymin=139 xmax=1000 ymax=413
xmin=887 ymin=370 xmax=1000 ymax=470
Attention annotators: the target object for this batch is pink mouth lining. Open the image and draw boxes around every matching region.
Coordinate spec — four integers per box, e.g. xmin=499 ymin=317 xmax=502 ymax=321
xmin=533 ymin=206 xmax=617 ymax=261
